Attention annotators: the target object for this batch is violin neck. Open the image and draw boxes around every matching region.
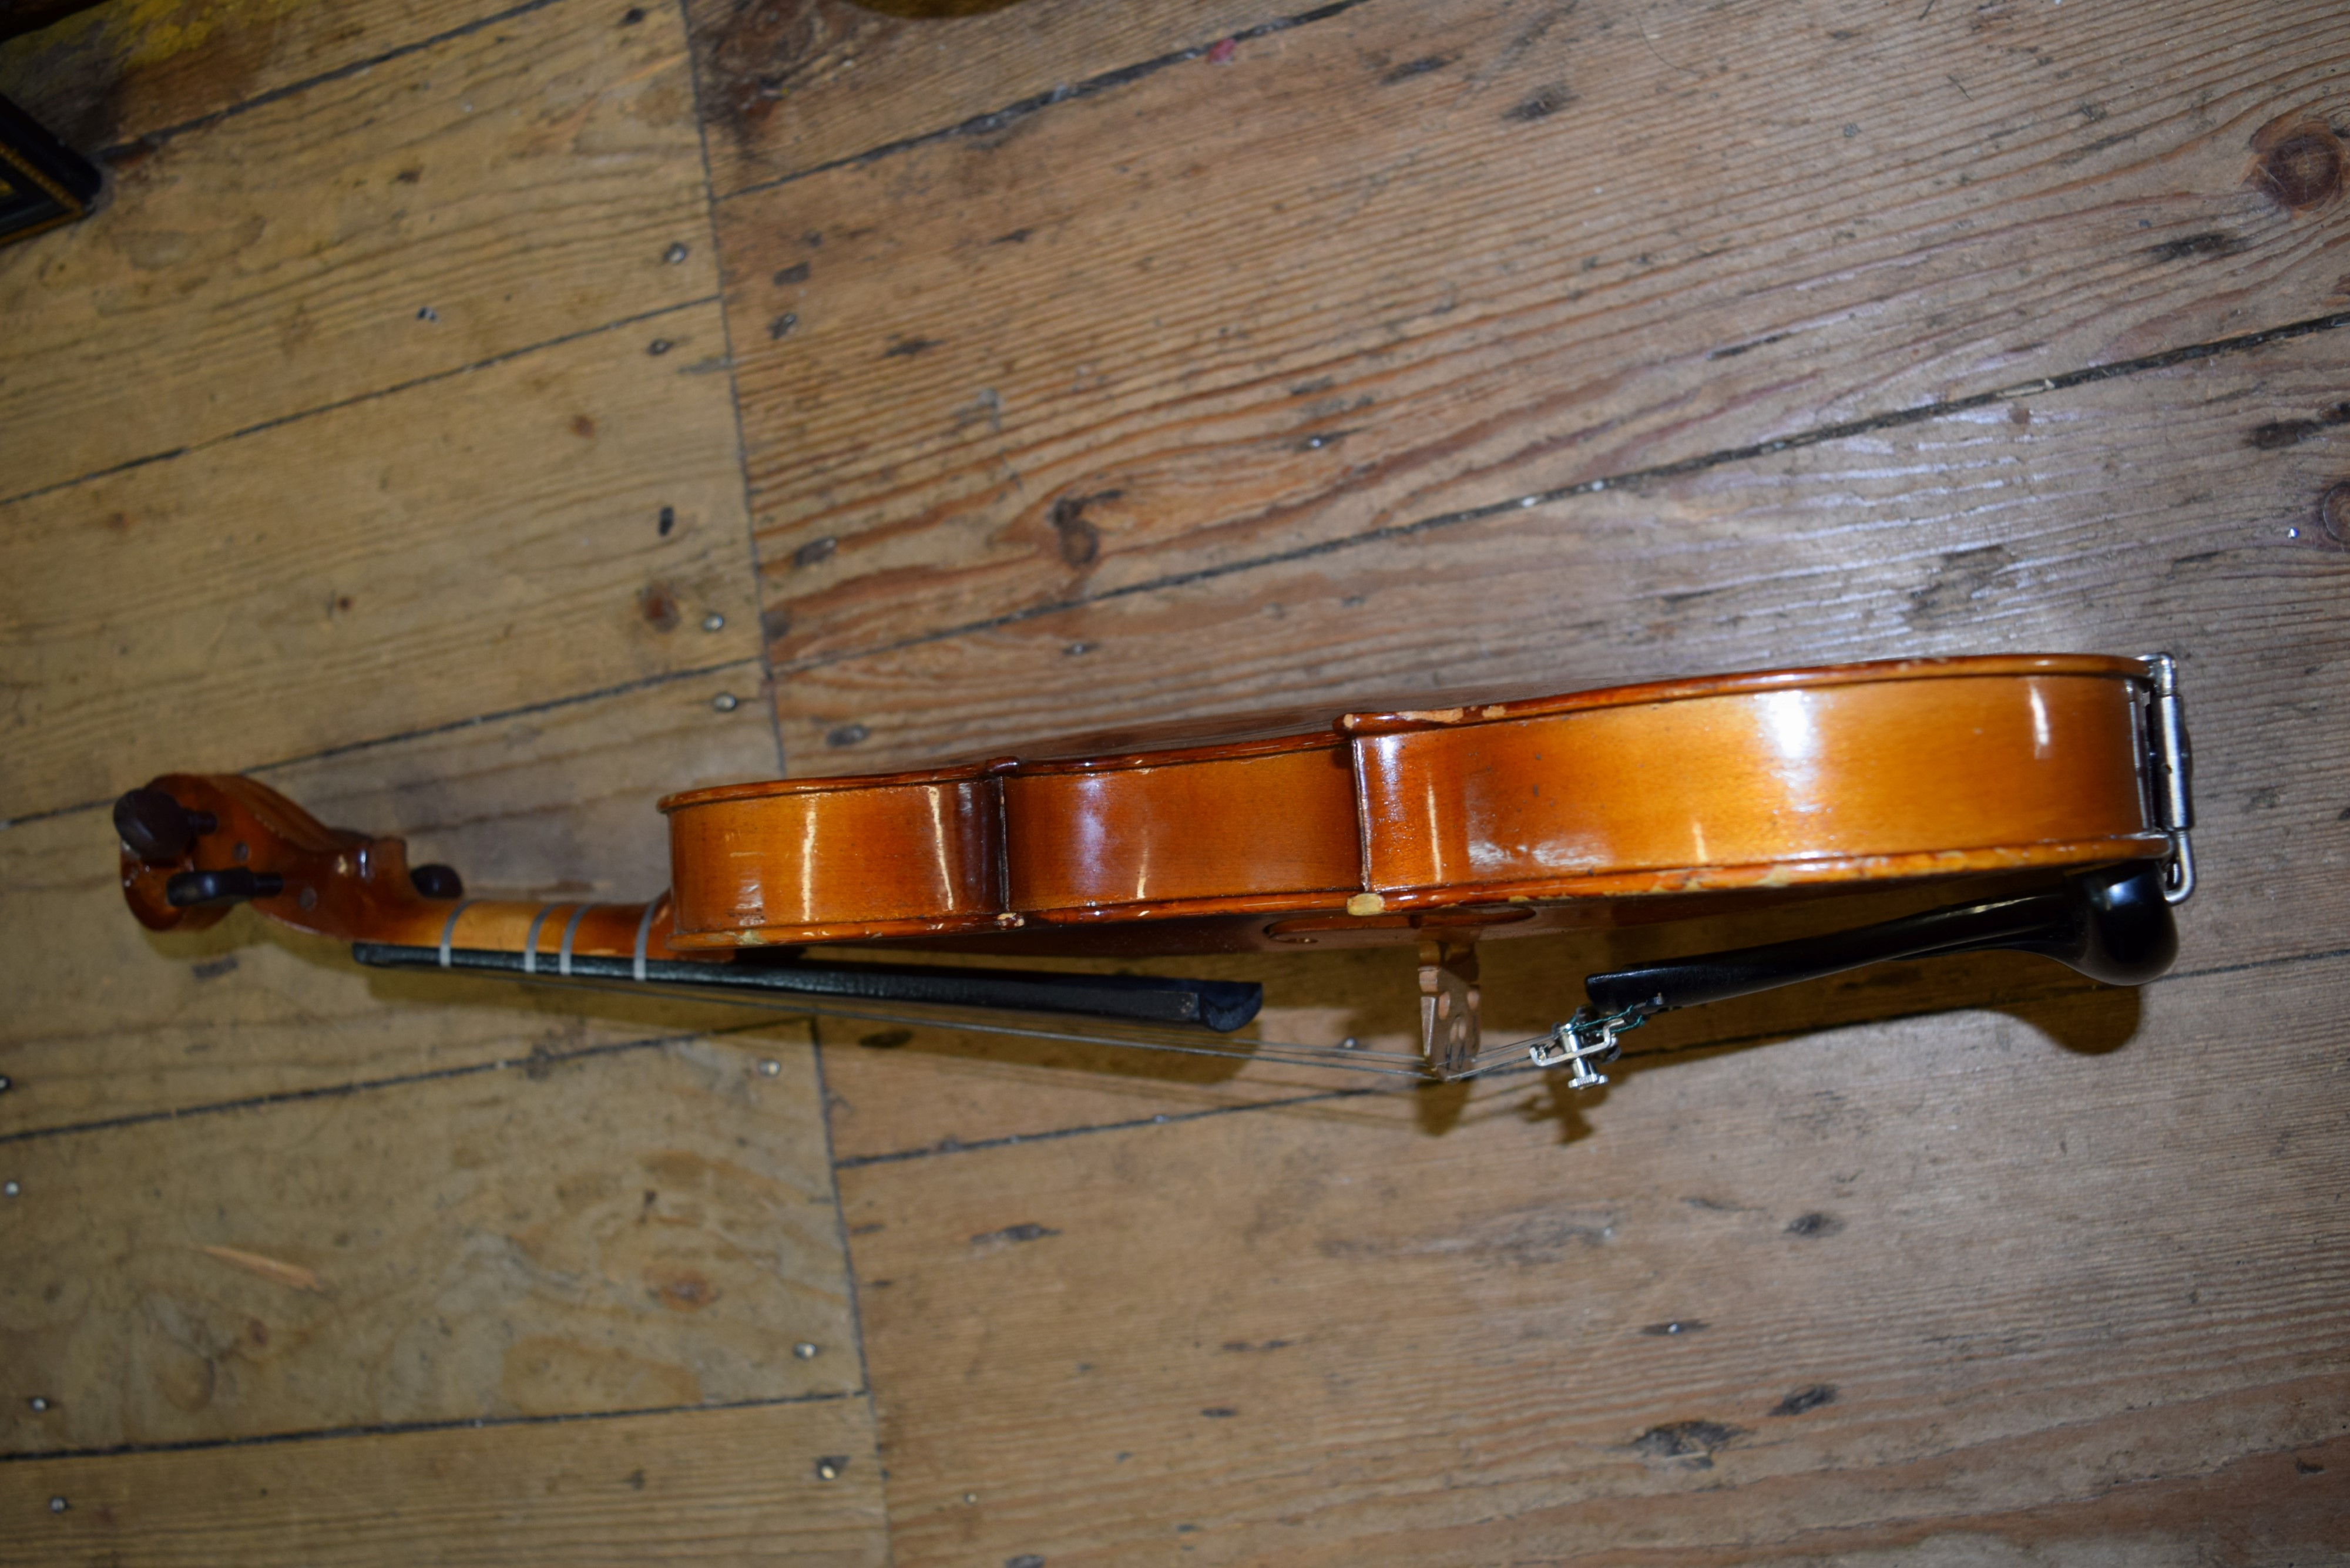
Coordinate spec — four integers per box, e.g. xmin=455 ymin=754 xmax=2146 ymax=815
xmin=425 ymin=899 xmax=666 ymax=971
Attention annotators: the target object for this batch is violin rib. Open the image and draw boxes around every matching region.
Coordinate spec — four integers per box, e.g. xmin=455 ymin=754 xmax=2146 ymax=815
xmin=654 ymin=654 xmax=2171 ymax=955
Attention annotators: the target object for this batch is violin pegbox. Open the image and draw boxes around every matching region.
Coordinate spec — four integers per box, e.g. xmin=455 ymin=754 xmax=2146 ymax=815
xmin=115 ymin=773 xmax=462 ymax=936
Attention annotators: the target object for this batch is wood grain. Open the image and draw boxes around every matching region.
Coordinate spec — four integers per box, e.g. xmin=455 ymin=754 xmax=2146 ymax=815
xmin=0 ymin=0 xmax=717 ymax=500
xmin=0 ymin=1399 xmax=887 ymax=1566
xmin=685 ymin=0 xmax=1306 ymax=199
xmin=714 ymin=0 xmax=2350 ymax=674
xmin=0 ymin=0 xmax=515 ymax=151
xmin=0 ymin=300 xmax=762 ymax=821
xmin=757 ymin=333 xmax=2344 ymax=819
xmin=0 ymin=673 xmax=793 ymax=1139
xmin=0 ymin=1036 xmax=852 ymax=1453
xmin=835 ymin=956 xmax=2350 ymax=1566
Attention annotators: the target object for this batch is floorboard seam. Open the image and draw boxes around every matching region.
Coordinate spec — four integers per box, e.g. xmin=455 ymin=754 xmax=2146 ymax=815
xmin=829 ymin=942 xmax=2350 ymax=1170
xmin=90 ymin=0 xmax=575 ymax=160
xmin=674 ymin=0 xmax=787 ymax=783
xmin=772 ymin=307 xmax=2350 ymax=676
xmin=677 ymin=11 xmax=891 ymax=1560
xmin=0 ymin=1016 xmax=781 ymax=1147
xmin=804 ymin=1020 xmax=892 ymax=1562
xmin=833 ymin=1084 xmax=1382 ymax=1171
xmin=0 ymin=654 xmax=763 ymax=832
xmin=0 ymin=444 xmax=191 ymax=505
xmin=713 ymin=0 xmax=1382 ymax=203
xmin=0 ymin=1386 xmax=864 ymax=1465
xmin=0 ymin=296 xmax=721 ymax=512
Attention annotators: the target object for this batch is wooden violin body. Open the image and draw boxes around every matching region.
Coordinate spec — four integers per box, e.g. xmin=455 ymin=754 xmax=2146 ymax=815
xmin=660 ymin=654 xmax=2174 ymax=952
xmin=117 ymin=654 xmax=2193 ymax=1080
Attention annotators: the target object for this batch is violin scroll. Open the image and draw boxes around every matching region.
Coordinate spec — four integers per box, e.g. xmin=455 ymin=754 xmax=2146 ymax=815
xmin=116 ymin=774 xmax=444 ymax=938
xmin=115 ymin=774 xmax=701 ymax=968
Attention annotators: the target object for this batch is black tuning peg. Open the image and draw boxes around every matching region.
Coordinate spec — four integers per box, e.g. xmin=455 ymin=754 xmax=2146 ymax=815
xmin=115 ymin=788 xmax=219 ymax=864
xmin=166 ymin=868 xmax=285 ymax=908
xmin=409 ymin=864 xmax=465 ymax=899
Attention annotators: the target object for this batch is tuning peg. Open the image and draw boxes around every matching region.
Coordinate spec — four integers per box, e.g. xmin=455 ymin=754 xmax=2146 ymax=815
xmin=409 ymin=864 xmax=465 ymax=899
xmin=166 ymin=868 xmax=285 ymax=908
xmin=114 ymin=788 xmax=219 ymax=864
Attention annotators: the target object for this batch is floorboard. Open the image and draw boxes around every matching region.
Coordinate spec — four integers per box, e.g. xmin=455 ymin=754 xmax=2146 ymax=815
xmin=686 ymin=0 xmax=1295 ymax=198
xmin=837 ymin=958 xmax=2350 ymax=1567
xmin=0 ymin=1399 xmax=887 ymax=1567
xmin=0 ymin=0 xmax=717 ymax=501
xmin=0 ymin=0 xmax=528 ymax=150
xmin=714 ymin=0 xmax=2350 ymax=680
xmin=4 ymin=1035 xmax=850 ymax=1452
xmin=758 ymin=331 xmax=2347 ymax=775
xmin=1 ymin=300 xmax=761 ymax=819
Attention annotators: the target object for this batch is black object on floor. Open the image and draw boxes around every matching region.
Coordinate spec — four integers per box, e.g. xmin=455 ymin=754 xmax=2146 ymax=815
xmin=0 ymin=92 xmax=100 ymax=245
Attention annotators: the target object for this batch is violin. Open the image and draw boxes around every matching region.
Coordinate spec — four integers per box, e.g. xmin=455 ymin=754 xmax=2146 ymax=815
xmin=115 ymin=654 xmax=2194 ymax=1086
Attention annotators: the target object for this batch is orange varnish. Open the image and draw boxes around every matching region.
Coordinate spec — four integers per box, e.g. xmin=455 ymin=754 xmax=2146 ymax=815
xmin=649 ymin=656 xmax=2166 ymax=953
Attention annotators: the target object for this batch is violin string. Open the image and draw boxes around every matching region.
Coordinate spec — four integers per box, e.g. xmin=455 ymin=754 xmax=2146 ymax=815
xmin=485 ymin=971 xmax=1445 ymax=1078
xmin=409 ymin=961 xmax=1567 ymax=1082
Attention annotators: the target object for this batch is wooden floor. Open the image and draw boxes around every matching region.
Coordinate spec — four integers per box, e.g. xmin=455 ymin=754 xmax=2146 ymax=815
xmin=4 ymin=0 xmax=2348 ymax=1561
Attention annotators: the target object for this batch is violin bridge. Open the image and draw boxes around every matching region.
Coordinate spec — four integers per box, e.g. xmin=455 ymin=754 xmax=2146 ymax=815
xmin=1417 ymin=937 xmax=1481 ymax=1079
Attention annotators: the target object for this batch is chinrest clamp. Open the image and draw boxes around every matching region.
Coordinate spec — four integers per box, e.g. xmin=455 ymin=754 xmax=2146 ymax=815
xmin=1529 ymin=1003 xmax=1651 ymax=1089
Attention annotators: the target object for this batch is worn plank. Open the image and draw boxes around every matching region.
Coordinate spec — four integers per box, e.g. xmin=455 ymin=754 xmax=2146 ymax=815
xmin=687 ymin=0 xmax=1315 ymax=199
xmin=0 ymin=669 xmax=794 ymax=1139
xmin=716 ymin=0 xmax=2349 ymax=671
xmin=0 ymin=0 xmax=717 ymax=501
xmin=0 ymin=1036 xmax=853 ymax=1453
xmin=0 ymin=0 xmax=515 ymax=152
xmin=763 ymin=333 xmax=2349 ymax=799
xmin=0 ymin=299 xmax=761 ymax=821
xmin=835 ymin=956 xmax=2350 ymax=1566
xmin=0 ymin=1399 xmax=887 ymax=1566
xmin=805 ymin=331 xmax=2350 ymax=1158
